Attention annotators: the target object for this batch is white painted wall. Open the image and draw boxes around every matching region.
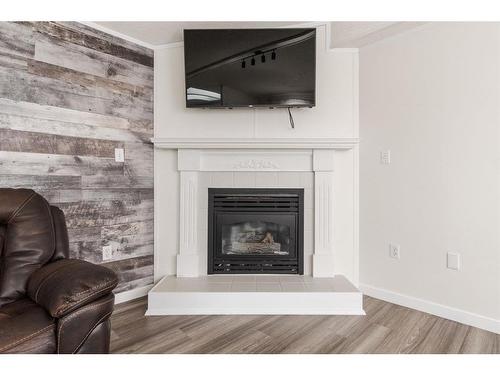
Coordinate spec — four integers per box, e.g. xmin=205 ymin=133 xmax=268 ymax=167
xmin=154 ymin=24 xmax=359 ymax=281
xmin=359 ymin=23 xmax=500 ymax=325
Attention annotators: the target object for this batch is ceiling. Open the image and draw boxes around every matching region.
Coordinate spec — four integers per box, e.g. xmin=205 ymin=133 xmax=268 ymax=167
xmin=330 ymin=22 xmax=425 ymax=47
xmin=94 ymin=21 xmax=425 ymax=48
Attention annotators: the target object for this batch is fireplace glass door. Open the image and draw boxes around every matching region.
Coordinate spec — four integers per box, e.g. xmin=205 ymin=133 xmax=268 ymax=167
xmin=217 ymin=213 xmax=296 ymax=258
xmin=208 ymin=188 xmax=303 ymax=274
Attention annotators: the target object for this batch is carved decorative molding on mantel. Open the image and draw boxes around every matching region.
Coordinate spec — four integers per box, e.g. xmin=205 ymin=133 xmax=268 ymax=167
xmin=151 ymin=137 xmax=359 ymax=150
xmin=233 ymin=159 xmax=279 ymax=170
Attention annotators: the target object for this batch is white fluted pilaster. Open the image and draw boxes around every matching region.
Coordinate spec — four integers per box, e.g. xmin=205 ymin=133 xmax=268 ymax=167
xmin=312 ymin=149 xmax=335 ymax=277
xmin=177 ymin=150 xmax=201 ymax=276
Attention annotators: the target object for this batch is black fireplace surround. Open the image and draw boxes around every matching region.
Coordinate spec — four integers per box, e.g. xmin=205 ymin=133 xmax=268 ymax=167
xmin=208 ymin=188 xmax=304 ymax=274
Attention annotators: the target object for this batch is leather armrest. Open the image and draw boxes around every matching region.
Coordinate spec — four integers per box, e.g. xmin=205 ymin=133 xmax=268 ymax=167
xmin=27 ymin=259 xmax=118 ymax=318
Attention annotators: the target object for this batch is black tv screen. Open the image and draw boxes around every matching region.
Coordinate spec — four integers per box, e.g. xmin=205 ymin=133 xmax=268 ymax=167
xmin=183 ymin=28 xmax=316 ymax=108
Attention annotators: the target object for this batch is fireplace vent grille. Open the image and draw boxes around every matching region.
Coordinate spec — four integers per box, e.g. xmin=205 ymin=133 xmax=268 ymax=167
xmin=213 ymin=262 xmax=299 ymax=273
xmin=213 ymin=194 xmax=300 ymax=212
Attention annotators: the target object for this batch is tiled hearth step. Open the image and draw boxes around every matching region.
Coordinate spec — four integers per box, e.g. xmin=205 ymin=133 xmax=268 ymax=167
xmin=147 ymin=275 xmax=364 ymax=315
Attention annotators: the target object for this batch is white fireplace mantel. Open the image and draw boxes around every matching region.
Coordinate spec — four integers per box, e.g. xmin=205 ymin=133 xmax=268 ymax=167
xmin=153 ymin=137 xmax=359 ymax=280
xmin=151 ymin=137 xmax=359 ymax=150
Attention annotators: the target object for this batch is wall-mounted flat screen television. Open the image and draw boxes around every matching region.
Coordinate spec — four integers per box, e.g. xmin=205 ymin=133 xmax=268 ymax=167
xmin=183 ymin=28 xmax=316 ymax=108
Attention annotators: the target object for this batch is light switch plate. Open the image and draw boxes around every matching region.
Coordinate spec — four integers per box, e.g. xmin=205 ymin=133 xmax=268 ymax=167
xmin=447 ymin=252 xmax=460 ymax=270
xmin=115 ymin=148 xmax=125 ymax=163
xmin=380 ymin=150 xmax=391 ymax=164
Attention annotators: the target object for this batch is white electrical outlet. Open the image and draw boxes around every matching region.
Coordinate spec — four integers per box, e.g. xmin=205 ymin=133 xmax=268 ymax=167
xmin=380 ymin=150 xmax=391 ymax=164
xmin=114 ymin=148 xmax=125 ymax=163
xmin=102 ymin=245 xmax=113 ymax=261
xmin=447 ymin=252 xmax=460 ymax=270
xmin=389 ymin=243 xmax=400 ymax=259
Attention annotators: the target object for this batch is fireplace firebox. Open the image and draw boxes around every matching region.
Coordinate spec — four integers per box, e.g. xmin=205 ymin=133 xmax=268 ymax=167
xmin=208 ymin=188 xmax=304 ymax=274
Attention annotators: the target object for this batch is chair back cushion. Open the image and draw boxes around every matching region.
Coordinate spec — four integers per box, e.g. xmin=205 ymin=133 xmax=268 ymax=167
xmin=50 ymin=206 xmax=70 ymax=262
xmin=0 ymin=189 xmax=57 ymax=306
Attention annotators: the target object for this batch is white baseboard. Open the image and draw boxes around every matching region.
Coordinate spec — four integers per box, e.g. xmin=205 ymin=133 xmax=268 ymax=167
xmin=114 ymin=284 xmax=153 ymax=305
xmin=360 ymin=283 xmax=500 ymax=334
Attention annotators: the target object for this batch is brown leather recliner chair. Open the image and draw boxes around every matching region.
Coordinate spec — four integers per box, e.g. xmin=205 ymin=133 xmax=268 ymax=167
xmin=0 ymin=189 xmax=118 ymax=354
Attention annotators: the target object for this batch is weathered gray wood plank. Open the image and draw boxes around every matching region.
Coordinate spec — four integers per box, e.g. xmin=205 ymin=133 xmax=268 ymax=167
xmin=104 ymin=253 xmax=154 ymax=270
xmin=33 ymin=22 xmax=154 ymax=67
xmin=58 ymin=22 xmax=153 ymax=58
xmin=0 ymin=174 xmax=82 ymax=190
xmin=123 ymin=142 xmax=154 ymax=162
xmin=117 ymin=263 xmax=154 ymax=285
xmin=34 ymin=34 xmax=154 ymax=89
xmin=102 ymin=220 xmax=154 ymax=239
xmin=27 ymin=56 xmax=153 ymax=102
xmin=0 ymin=22 xmax=35 ymax=59
xmin=0 ymin=98 xmax=136 ymax=132
xmin=103 ymin=235 xmax=154 ymax=261
xmin=0 ymin=128 xmax=123 ymax=157
xmin=58 ymin=199 xmax=154 ymax=228
xmin=103 ymin=255 xmax=154 ymax=290
xmin=67 ymin=226 xmax=101 ymax=243
xmin=0 ymin=50 xmax=28 ymax=70
xmin=69 ymin=240 xmax=102 ymax=263
xmin=109 ymin=242 xmax=154 ymax=264
xmin=0 ymin=66 xmax=152 ymax=123
xmin=81 ymin=188 xmax=153 ymax=202
xmin=124 ymin=157 xmax=154 ymax=178
xmin=81 ymin=175 xmax=153 ymax=189
xmin=0 ymin=151 xmax=124 ymax=176
xmin=0 ymin=111 xmax=150 ymax=143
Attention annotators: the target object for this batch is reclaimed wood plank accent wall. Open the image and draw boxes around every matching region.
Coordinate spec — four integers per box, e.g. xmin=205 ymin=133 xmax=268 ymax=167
xmin=0 ymin=22 xmax=154 ymax=293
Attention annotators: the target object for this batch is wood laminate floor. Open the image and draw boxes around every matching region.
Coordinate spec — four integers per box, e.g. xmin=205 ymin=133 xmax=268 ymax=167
xmin=110 ymin=296 xmax=499 ymax=354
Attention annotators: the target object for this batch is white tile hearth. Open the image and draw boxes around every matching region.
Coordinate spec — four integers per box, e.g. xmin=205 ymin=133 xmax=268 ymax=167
xmin=147 ymin=275 xmax=364 ymax=315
